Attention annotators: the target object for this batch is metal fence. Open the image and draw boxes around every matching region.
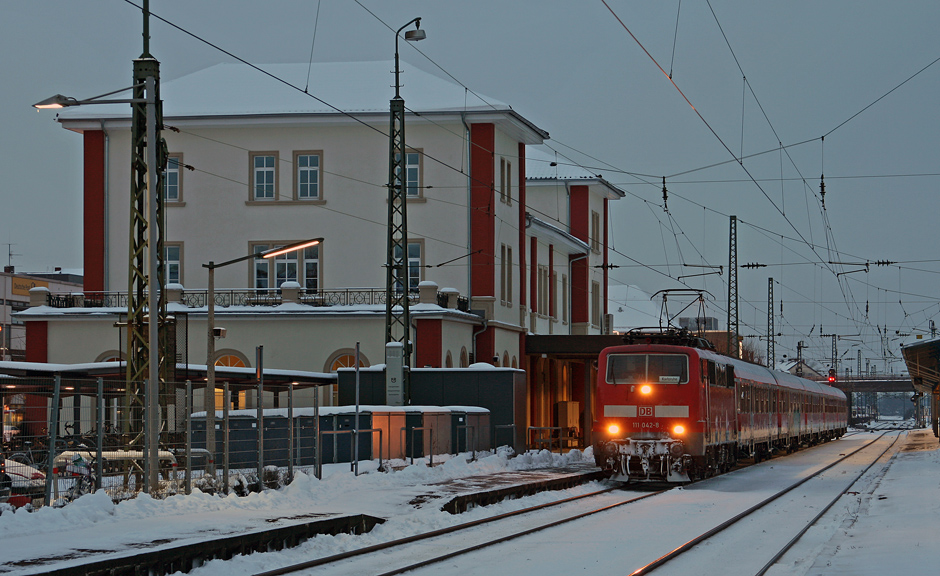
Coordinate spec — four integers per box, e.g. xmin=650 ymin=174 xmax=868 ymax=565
xmin=1 ymin=377 xmax=491 ymax=509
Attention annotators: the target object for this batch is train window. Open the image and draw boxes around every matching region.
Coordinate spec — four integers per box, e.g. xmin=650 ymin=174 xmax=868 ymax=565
xmin=648 ymin=355 xmax=689 ymax=384
xmin=605 ymin=354 xmax=689 ymax=384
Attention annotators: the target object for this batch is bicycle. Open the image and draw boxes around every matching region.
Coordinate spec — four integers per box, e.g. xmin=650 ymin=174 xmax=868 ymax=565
xmin=61 ymin=453 xmax=97 ymax=503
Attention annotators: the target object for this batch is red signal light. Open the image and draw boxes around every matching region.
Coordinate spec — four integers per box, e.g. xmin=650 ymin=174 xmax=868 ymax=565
xmin=828 ymin=376 xmax=835 ymax=383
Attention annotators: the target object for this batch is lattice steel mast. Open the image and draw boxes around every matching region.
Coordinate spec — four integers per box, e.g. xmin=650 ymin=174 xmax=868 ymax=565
xmin=727 ymin=215 xmax=739 ymax=358
xmin=767 ymin=277 xmax=774 ymax=367
xmin=385 ymin=18 xmax=425 ymax=401
xmin=124 ymin=1 xmax=168 ymax=451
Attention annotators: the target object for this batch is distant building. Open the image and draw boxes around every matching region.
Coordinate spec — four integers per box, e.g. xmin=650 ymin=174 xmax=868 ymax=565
xmin=0 ymin=270 xmax=82 ymax=361
xmin=777 ymin=359 xmax=823 ymax=379
xmin=678 ymin=316 xmax=719 ymax=331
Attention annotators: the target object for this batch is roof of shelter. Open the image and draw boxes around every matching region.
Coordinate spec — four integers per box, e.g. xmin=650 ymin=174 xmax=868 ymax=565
xmin=901 ymin=338 xmax=940 ymax=393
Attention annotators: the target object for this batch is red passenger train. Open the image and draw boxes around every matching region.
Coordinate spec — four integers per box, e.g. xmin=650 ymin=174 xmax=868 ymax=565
xmin=592 ymin=330 xmax=848 ymax=482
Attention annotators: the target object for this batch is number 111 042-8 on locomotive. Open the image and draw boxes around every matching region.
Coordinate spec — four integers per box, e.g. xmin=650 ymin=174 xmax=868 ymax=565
xmin=592 ymin=333 xmax=848 ymax=483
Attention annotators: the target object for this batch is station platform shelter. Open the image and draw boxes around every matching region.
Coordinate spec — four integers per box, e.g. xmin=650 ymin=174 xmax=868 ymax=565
xmin=901 ymin=338 xmax=940 ymax=436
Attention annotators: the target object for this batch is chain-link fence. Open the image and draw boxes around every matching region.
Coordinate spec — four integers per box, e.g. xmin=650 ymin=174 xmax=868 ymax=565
xmin=1 ymin=377 xmax=490 ymax=509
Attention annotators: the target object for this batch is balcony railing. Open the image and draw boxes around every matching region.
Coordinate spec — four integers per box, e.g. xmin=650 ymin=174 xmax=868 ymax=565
xmin=44 ymin=288 xmax=430 ymax=309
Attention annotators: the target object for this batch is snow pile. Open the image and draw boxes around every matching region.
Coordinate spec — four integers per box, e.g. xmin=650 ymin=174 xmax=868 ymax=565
xmin=0 ymin=448 xmax=594 ymax=542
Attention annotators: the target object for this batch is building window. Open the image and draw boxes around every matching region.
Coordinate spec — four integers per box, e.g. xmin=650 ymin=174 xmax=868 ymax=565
xmin=163 ymin=154 xmax=182 ymax=202
xmin=294 ymin=151 xmax=322 ymax=200
xmin=537 ymin=265 xmax=549 ymax=315
xmin=252 ymin=241 xmax=322 ymax=290
xmin=251 ymin=152 xmax=278 ymax=200
xmin=551 ymin=271 xmax=558 ymax=318
xmin=165 ymin=244 xmax=182 ymax=285
xmin=500 ymin=244 xmax=513 ymax=305
xmin=303 ymin=244 xmax=320 ymax=292
xmin=500 ymin=244 xmax=507 ymax=302
xmin=393 ymin=241 xmax=422 ymax=291
xmin=507 ymin=246 xmax=513 ymax=304
xmin=396 ymin=150 xmax=422 ymax=198
xmin=591 ymin=281 xmax=602 ymax=326
xmin=499 ymin=157 xmax=512 ymax=205
xmin=562 ymin=274 xmax=569 ymax=323
xmin=274 ymin=250 xmax=298 ymax=286
xmin=591 ymin=210 xmax=601 ymax=253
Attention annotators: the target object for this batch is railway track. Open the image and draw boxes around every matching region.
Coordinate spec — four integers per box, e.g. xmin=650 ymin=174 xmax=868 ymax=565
xmin=255 ymin=433 xmax=898 ymax=576
xmin=634 ymin=431 xmax=899 ymax=575
xmin=255 ymin=485 xmax=664 ymax=576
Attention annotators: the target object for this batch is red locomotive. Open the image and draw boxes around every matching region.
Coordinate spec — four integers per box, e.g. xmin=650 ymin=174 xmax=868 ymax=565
xmin=592 ymin=330 xmax=848 ymax=482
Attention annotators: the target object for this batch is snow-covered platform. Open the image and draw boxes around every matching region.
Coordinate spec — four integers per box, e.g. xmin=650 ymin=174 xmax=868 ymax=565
xmin=0 ymin=451 xmax=603 ymax=575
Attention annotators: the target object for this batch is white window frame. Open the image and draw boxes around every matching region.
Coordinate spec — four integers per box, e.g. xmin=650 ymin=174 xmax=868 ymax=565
xmin=396 ymin=149 xmax=423 ymax=199
xmin=250 ymin=152 xmax=278 ymax=200
xmin=163 ymin=154 xmax=182 ymax=202
xmin=165 ymin=243 xmax=182 ymax=285
xmin=251 ymin=241 xmax=322 ymax=291
xmin=393 ymin=240 xmax=423 ymax=291
xmin=294 ymin=151 xmax=322 ymax=200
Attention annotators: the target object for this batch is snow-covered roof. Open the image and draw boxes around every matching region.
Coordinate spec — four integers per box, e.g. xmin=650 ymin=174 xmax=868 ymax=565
xmin=14 ymin=301 xmax=482 ymax=324
xmin=56 ymin=61 xmax=548 ymax=143
xmin=525 ymin=147 xmax=626 ymax=199
xmin=524 ymin=214 xmax=589 ymax=256
xmin=0 ymin=360 xmax=334 ymax=384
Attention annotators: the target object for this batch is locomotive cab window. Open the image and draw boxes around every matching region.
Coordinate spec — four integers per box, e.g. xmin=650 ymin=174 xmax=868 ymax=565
xmin=606 ymin=354 xmax=689 ymax=384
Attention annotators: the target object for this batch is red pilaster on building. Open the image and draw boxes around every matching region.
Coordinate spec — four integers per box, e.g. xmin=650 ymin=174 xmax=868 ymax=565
xmin=415 ymin=318 xmax=443 ymax=368
xmin=83 ymin=130 xmax=107 ymax=293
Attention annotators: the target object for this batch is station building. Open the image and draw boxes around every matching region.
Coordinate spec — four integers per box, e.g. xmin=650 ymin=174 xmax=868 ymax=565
xmin=16 ymin=61 xmax=626 ymax=441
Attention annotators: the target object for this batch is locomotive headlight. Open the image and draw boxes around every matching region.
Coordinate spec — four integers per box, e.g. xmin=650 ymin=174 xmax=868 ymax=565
xmin=640 ymin=384 xmax=652 ymax=395
xmin=673 ymin=424 xmax=686 ymax=435
xmin=607 ymin=424 xmax=620 ymax=435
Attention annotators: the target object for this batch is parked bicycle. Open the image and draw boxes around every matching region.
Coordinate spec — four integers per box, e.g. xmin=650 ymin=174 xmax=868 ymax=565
xmin=61 ymin=453 xmax=97 ymax=503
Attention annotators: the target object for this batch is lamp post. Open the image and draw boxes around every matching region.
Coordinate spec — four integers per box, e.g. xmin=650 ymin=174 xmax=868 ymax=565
xmin=385 ymin=18 xmax=426 ymax=405
xmin=35 ymin=79 xmax=165 ymax=491
xmin=202 ymin=238 xmax=322 ymax=478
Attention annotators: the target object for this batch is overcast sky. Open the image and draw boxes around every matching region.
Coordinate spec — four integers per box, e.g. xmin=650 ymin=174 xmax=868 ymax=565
xmin=2 ymin=1 xmax=938 ymax=372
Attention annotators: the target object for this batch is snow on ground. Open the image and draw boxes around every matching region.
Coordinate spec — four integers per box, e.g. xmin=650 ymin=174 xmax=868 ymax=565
xmin=1 ymin=431 xmax=939 ymax=576
xmin=0 ymin=448 xmax=601 ymax=575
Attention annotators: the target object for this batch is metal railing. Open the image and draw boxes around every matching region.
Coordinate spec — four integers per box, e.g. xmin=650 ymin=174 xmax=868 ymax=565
xmin=527 ymin=426 xmax=579 ymax=453
xmin=44 ymin=288 xmax=423 ymax=309
xmin=401 ymin=426 xmax=434 ymax=466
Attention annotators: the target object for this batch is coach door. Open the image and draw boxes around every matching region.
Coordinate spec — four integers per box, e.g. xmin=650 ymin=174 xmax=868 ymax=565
xmin=700 ymin=359 xmax=712 ymax=443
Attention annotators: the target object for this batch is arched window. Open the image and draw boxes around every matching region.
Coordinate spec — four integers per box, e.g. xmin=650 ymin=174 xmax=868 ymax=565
xmin=511 ymin=356 xmax=518 ymax=369
xmin=445 ymin=351 xmax=454 ymax=368
xmin=459 ymin=347 xmax=469 ymax=368
xmin=502 ymin=352 xmax=510 ymax=367
xmin=325 ymin=349 xmax=370 ymax=372
xmin=325 ymin=349 xmax=371 ymax=405
xmin=95 ymin=350 xmax=125 ymax=363
xmin=213 ymin=349 xmax=251 ymax=368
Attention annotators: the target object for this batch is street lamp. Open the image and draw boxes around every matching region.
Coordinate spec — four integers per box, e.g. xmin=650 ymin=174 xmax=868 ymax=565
xmin=202 ymin=238 xmax=322 ymax=478
xmin=385 ymin=17 xmax=426 ymax=406
xmin=34 ymin=79 xmax=164 ymax=491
